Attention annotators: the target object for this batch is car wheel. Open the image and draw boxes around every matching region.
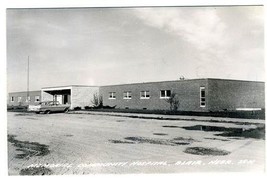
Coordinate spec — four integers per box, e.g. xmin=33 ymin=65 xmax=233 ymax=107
xmin=45 ymin=110 xmax=51 ymax=114
xmin=35 ymin=111 xmax=40 ymax=114
xmin=64 ymin=108 xmax=69 ymax=113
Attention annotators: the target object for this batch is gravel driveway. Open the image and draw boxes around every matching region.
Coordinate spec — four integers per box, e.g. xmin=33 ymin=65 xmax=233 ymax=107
xmin=7 ymin=112 xmax=265 ymax=175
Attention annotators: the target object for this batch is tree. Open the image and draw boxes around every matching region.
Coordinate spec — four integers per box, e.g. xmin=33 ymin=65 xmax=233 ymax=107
xmin=91 ymin=93 xmax=103 ymax=108
xmin=166 ymin=93 xmax=180 ymax=112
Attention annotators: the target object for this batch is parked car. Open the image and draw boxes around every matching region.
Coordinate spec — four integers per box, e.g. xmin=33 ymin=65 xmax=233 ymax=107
xmin=28 ymin=101 xmax=70 ymax=114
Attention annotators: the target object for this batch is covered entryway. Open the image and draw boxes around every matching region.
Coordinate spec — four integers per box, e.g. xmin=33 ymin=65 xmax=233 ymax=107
xmin=41 ymin=87 xmax=72 ymax=106
xmin=41 ymin=85 xmax=100 ymax=110
xmin=48 ymin=90 xmax=71 ymax=105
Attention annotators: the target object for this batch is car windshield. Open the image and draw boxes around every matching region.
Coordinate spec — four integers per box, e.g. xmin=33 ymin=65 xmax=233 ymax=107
xmin=48 ymin=101 xmax=60 ymax=105
xmin=37 ymin=101 xmax=60 ymax=105
xmin=40 ymin=102 xmax=48 ymax=105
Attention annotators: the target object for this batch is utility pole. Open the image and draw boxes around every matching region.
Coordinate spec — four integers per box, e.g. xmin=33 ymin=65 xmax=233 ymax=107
xmin=27 ymin=56 xmax=29 ymax=102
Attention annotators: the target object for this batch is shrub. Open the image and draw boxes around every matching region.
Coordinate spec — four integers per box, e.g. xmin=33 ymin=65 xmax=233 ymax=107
xmin=73 ymin=106 xmax=81 ymax=110
xmin=91 ymin=93 xmax=103 ymax=107
xmin=84 ymin=106 xmax=92 ymax=110
xmin=165 ymin=93 xmax=180 ymax=112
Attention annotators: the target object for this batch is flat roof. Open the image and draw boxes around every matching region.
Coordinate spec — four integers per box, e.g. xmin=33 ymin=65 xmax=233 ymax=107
xmin=41 ymin=85 xmax=99 ymax=89
xmin=9 ymin=78 xmax=265 ymax=94
xmin=9 ymin=90 xmax=41 ymax=94
xmin=101 ymin=78 xmax=265 ymax=87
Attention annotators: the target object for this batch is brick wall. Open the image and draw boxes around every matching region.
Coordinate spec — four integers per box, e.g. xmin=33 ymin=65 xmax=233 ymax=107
xmin=8 ymin=91 xmax=41 ymax=106
xmin=8 ymin=79 xmax=265 ymax=112
xmin=99 ymin=79 xmax=209 ymax=112
xmin=208 ymin=79 xmax=265 ymax=111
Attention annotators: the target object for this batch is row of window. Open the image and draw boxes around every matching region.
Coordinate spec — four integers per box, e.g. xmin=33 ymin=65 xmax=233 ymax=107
xmin=10 ymin=96 xmax=40 ymax=103
xmin=9 ymin=87 xmax=206 ymax=107
xmin=109 ymin=90 xmax=171 ymax=100
xmin=108 ymin=88 xmax=206 ymax=107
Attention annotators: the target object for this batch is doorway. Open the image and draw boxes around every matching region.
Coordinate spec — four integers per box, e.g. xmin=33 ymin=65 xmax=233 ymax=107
xmin=63 ymin=94 xmax=70 ymax=104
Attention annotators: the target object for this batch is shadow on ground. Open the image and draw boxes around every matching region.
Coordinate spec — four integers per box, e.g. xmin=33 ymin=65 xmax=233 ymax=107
xmin=109 ymin=136 xmax=197 ymax=146
xmin=184 ymin=147 xmax=231 ymax=156
xmin=162 ymin=124 xmax=265 ymax=140
xmin=8 ymin=135 xmax=50 ymax=159
xmin=19 ymin=166 xmax=53 ymax=175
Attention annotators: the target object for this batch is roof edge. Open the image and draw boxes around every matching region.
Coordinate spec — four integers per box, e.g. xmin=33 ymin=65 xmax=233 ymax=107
xmin=41 ymin=85 xmax=99 ymax=89
xmin=101 ymin=78 xmax=265 ymax=87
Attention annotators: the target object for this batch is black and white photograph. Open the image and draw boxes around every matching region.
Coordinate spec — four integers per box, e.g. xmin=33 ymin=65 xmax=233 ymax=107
xmin=3 ymin=1 xmax=265 ymax=176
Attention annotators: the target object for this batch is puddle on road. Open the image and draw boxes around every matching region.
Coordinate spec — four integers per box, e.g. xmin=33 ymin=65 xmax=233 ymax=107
xmin=180 ymin=125 xmax=265 ymax=140
xmin=153 ymin=133 xmax=168 ymax=136
xmin=184 ymin=147 xmax=231 ymax=156
xmin=228 ymin=137 xmax=242 ymax=140
xmin=124 ymin=136 xmax=195 ymax=146
xmin=182 ymin=125 xmax=232 ymax=132
xmin=8 ymin=135 xmax=50 ymax=159
xmin=204 ymin=137 xmax=230 ymax=141
xmin=215 ymin=126 xmax=265 ymax=139
xmin=162 ymin=125 xmax=180 ymax=128
xmin=109 ymin=136 xmax=195 ymax=146
xmin=20 ymin=167 xmax=53 ymax=175
xmin=109 ymin=140 xmax=135 ymax=144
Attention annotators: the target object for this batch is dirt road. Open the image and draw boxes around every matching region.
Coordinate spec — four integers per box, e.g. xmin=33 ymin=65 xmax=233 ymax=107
xmin=7 ymin=112 xmax=265 ymax=175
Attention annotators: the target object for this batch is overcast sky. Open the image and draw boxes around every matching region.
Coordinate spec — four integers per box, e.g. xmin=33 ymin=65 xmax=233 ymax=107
xmin=7 ymin=6 xmax=264 ymax=92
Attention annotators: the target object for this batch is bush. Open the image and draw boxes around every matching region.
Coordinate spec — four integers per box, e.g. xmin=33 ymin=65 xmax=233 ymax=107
xmin=7 ymin=106 xmax=14 ymax=110
xmin=165 ymin=93 xmax=180 ymax=112
xmin=84 ymin=106 xmax=93 ymax=110
xmin=91 ymin=93 xmax=103 ymax=108
xmin=73 ymin=106 xmax=81 ymax=110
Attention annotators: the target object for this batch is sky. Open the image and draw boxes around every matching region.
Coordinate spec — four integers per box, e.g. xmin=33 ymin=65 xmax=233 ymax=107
xmin=6 ymin=6 xmax=264 ymax=92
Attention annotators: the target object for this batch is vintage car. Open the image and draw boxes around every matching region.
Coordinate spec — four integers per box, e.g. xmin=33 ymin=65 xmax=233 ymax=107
xmin=28 ymin=101 xmax=70 ymax=114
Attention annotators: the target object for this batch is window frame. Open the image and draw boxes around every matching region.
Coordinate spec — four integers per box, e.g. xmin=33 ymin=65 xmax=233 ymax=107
xmin=108 ymin=92 xmax=116 ymax=99
xmin=123 ymin=91 xmax=132 ymax=99
xmin=140 ymin=91 xmax=150 ymax=99
xmin=200 ymin=86 xmax=206 ymax=107
xmin=10 ymin=96 xmax=14 ymax=102
xmin=160 ymin=90 xmax=171 ymax=99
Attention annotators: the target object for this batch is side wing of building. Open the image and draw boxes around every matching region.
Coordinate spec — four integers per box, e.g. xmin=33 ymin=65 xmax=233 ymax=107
xmin=8 ymin=91 xmax=41 ymax=106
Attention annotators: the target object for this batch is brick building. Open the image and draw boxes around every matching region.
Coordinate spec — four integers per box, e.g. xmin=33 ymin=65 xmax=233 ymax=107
xmin=7 ymin=78 xmax=265 ymax=112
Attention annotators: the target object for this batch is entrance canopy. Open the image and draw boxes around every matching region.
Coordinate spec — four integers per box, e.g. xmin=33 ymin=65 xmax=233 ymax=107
xmin=42 ymin=86 xmax=72 ymax=105
xmin=44 ymin=89 xmax=71 ymax=95
xmin=41 ymin=85 xmax=99 ymax=109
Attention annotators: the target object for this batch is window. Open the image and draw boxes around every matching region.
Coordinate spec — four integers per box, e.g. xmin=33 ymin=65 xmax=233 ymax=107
xmin=123 ymin=91 xmax=132 ymax=99
xmin=18 ymin=97 xmax=22 ymax=102
xmin=160 ymin=90 xmax=171 ymax=98
xmin=140 ymin=91 xmax=150 ymax=99
xmin=10 ymin=96 xmax=14 ymax=102
xmin=26 ymin=96 xmax=31 ymax=102
xmin=35 ymin=96 xmax=40 ymax=102
xmin=200 ymin=87 xmax=206 ymax=107
xmin=109 ymin=92 xmax=116 ymax=99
